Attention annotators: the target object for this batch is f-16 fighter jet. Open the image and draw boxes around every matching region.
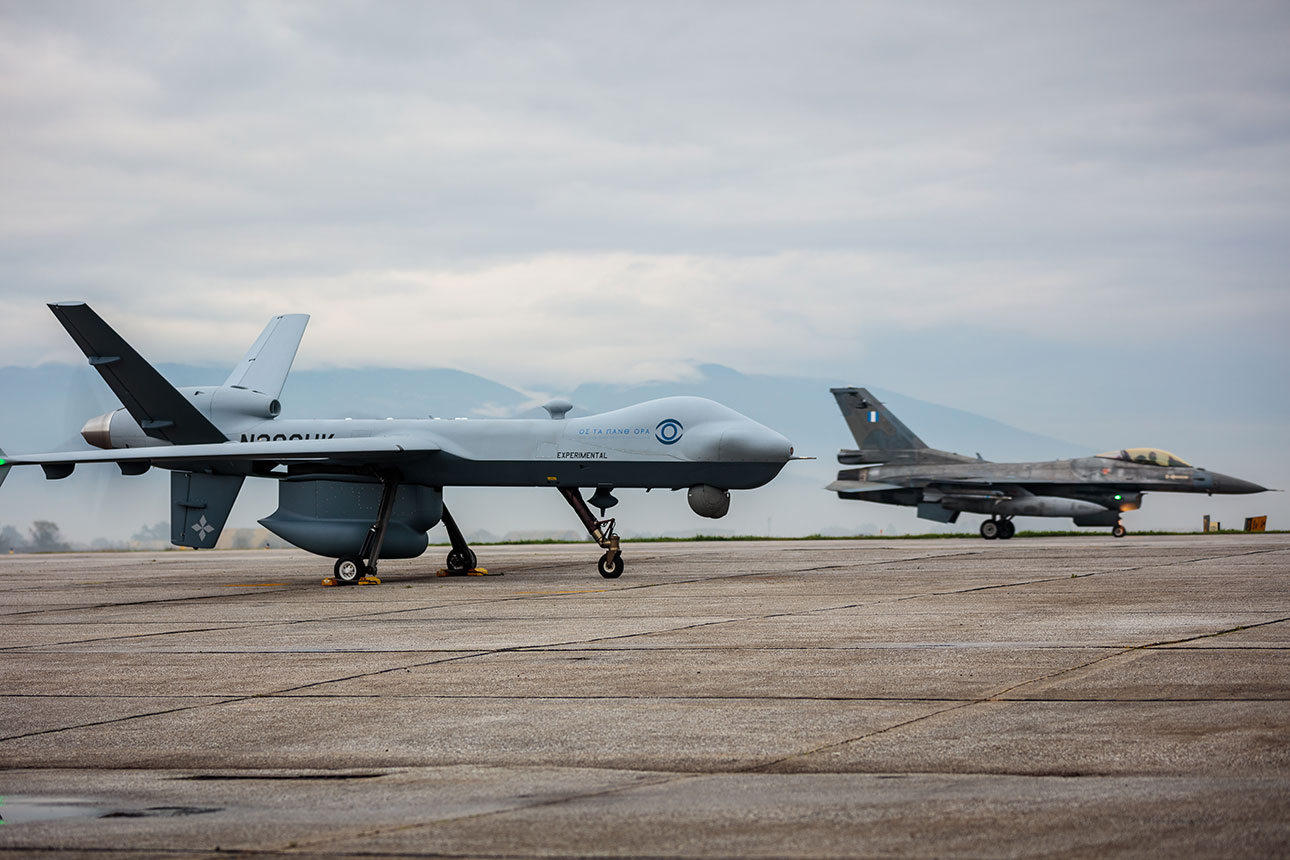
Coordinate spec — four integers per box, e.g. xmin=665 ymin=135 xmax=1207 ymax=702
xmin=826 ymin=387 xmax=1267 ymax=539
xmin=0 ymin=303 xmax=794 ymax=581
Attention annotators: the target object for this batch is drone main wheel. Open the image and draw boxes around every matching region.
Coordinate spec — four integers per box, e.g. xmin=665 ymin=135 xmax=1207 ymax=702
xmin=446 ymin=548 xmax=477 ymax=573
xmin=979 ymin=520 xmax=1000 ymax=540
xmin=334 ymin=557 xmax=365 ymax=584
xmin=597 ymin=551 xmax=624 ymax=579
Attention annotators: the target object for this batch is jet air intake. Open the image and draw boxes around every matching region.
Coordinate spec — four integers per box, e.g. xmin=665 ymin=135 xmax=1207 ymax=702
xmin=688 ymin=484 xmax=730 ymax=518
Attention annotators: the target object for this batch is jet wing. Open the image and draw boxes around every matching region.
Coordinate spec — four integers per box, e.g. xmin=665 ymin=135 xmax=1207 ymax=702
xmin=1 ymin=436 xmax=438 ymax=472
xmin=825 ymin=478 xmax=904 ymax=494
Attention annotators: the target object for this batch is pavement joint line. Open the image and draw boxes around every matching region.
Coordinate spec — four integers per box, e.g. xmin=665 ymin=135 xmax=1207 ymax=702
xmin=743 ymin=699 xmax=978 ymax=774
xmin=0 ymin=625 xmax=253 ymax=652
xmin=0 ymin=589 xmax=263 ymax=620
xmin=273 ymin=771 xmax=702 ymax=856
xmin=874 ymin=547 xmax=1290 ymax=606
xmin=742 ymin=649 xmax=1135 ymax=774
xmin=14 ymin=692 xmax=1285 ymax=704
xmin=738 ymin=605 xmax=1286 ymax=775
xmin=967 ymin=614 xmax=1290 ymax=706
xmin=1132 ymin=615 xmax=1290 ymax=650
xmin=4 ymin=595 xmax=927 ymax=729
xmin=753 ymin=644 xmax=1143 ymax=773
xmin=0 ymin=696 xmax=255 ymax=743
xmin=0 ymin=650 xmax=496 ymax=744
xmin=0 ymin=643 xmax=1148 ymax=654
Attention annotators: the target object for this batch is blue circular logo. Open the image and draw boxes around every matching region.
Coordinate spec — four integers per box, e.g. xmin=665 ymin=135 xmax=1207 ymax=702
xmin=655 ymin=418 xmax=684 ymax=445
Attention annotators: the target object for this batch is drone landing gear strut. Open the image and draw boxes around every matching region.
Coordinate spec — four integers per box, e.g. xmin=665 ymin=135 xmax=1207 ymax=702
xmin=559 ymin=487 xmax=623 ymax=578
xmin=332 ymin=475 xmax=399 ymax=585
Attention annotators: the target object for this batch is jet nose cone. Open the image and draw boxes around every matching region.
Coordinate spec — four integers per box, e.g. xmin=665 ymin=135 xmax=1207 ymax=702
xmin=1212 ymin=473 xmax=1267 ymax=494
xmin=719 ymin=424 xmax=794 ymax=463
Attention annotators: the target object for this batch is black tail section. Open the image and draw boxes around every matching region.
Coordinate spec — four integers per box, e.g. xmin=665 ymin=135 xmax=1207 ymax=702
xmin=49 ymin=302 xmax=226 ymax=445
xmin=831 ymin=387 xmax=928 ymax=452
xmin=830 ymin=387 xmax=977 ymax=465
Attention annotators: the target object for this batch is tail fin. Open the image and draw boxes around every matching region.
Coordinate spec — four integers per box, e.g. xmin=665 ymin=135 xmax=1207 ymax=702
xmin=172 ymin=471 xmax=244 ymax=548
xmin=0 ymin=447 xmax=9 ymax=489
xmin=832 ymin=387 xmax=928 ymax=452
xmin=830 ymin=387 xmax=977 ymax=465
xmin=222 ymin=314 xmax=309 ymax=399
xmin=49 ymin=303 xmax=226 ymax=445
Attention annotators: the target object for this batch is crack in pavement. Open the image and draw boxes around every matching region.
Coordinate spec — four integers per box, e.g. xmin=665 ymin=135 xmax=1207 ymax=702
xmin=741 ymin=614 xmax=1290 ymax=774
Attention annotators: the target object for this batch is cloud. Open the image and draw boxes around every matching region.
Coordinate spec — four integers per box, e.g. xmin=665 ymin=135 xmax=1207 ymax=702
xmin=0 ymin=1 xmax=1285 ymax=407
xmin=6 ymin=248 xmax=1282 ymax=395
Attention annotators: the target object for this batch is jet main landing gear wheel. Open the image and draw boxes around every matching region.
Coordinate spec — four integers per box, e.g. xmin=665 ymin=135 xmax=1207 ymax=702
xmin=334 ymin=557 xmax=366 ymax=584
xmin=597 ymin=551 xmax=623 ymax=579
xmin=998 ymin=519 xmax=1016 ymax=540
xmin=980 ymin=519 xmax=1000 ymax=540
xmin=1111 ymin=523 xmax=1127 ymax=538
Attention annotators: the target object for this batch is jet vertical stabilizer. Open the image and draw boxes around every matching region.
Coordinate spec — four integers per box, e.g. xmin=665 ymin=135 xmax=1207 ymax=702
xmin=831 ymin=387 xmax=975 ymax=465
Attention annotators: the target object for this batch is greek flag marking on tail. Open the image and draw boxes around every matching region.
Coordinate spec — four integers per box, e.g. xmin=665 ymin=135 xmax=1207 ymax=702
xmin=867 ymin=411 xmax=880 ymax=423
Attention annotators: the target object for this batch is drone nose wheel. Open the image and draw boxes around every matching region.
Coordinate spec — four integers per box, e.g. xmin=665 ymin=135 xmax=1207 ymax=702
xmin=597 ymin=551 xmax=624 ymax=579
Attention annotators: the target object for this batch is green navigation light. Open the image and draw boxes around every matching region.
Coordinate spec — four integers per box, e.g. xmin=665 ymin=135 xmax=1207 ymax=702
xmin=1113 ymin=494 xmax=1123 ymax=501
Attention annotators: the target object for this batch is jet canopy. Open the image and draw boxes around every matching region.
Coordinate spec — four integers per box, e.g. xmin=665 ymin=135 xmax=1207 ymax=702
xmin=1096 ymin=448 xmax=1192 ymax=468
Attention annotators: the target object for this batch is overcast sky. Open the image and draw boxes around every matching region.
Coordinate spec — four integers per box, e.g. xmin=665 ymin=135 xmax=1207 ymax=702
xmin=2 ymin=1 xmax=1287 ymax=460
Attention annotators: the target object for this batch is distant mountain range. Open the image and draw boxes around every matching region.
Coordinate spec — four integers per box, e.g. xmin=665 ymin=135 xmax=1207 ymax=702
xmin=0 ymin=361 xmax=1092 ymax=546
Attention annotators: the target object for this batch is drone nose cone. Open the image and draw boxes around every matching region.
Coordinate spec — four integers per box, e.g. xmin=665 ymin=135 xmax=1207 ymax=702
xmin=719 ymin=424 xmax=793 ymax=463
xmin=1212 ymin=473 xmax=1267 ymax=494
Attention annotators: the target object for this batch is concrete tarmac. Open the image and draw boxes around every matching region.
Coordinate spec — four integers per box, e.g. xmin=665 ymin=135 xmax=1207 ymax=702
xmin=0 ymin=535 xmax=1287 ymax=858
